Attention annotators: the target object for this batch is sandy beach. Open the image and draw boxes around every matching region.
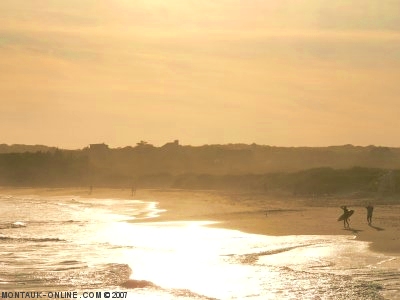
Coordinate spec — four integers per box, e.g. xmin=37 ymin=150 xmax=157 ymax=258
xmin=1 ymin=186 xmax=399 ymax=256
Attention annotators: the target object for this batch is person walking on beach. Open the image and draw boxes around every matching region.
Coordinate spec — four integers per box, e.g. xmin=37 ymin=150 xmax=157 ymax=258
xmin=366 ymin=205 xmax=374 ymax=225
xmin=340 ymin=205 xmax=350 ymax=228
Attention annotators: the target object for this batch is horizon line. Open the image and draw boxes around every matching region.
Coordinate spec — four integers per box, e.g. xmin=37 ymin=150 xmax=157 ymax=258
xmin=0 ymin=142 xmax=398 ymax=151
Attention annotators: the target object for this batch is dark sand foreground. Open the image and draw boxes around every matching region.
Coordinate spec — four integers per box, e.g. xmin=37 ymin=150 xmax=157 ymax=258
xmin=1 ymin=187 xmax=399 ymax=256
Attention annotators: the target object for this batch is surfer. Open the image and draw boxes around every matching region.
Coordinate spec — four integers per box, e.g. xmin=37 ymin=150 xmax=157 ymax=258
xmin=365 ymin=205 xmax=374 ymax=225
xmin=340 ymin=206 xmax=350 ymax=228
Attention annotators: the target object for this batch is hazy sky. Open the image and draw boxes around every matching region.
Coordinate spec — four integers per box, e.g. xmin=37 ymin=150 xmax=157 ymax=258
xmin=1 ymin=1 xmax=400 ymax=149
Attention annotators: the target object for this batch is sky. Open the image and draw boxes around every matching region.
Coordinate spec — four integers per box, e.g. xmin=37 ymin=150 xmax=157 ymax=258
xmin=1 ymin=0 xmax=400 ymax=149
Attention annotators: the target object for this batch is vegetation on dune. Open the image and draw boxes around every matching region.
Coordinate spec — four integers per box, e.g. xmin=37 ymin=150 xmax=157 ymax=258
xmin=0 ymin=143 xmax=399 ymax=198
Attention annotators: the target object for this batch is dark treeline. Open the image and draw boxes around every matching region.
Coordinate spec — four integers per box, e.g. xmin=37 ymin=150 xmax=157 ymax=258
xmin=172 ymin=167 xmax=398 ymax=198
xmin=0 ymin=142 xmax=400 ymax=197
xmin=0 ymin=144 xmax=58 ymax=154
xmin=0 ymin=150 xmax=89 ymax=186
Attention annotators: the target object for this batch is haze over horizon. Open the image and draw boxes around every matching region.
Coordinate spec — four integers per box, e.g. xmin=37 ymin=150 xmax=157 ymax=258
xmin=1 ymin=1 xmax=399 ymax=149
xmin=1 ymin=141 xmax=400 ymax=151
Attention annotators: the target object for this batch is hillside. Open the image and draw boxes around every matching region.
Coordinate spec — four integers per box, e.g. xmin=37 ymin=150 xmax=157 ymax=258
xmin=0 ymin=142 xmax=399 ymax=199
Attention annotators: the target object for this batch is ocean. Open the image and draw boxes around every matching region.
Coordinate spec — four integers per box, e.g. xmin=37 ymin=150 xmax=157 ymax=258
xmin=0 ymin=193 xmax=399 ymax=299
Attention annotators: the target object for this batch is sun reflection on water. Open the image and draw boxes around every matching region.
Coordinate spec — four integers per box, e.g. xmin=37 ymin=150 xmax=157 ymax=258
xmin=92 ymin=220 xmax=267 ymax=298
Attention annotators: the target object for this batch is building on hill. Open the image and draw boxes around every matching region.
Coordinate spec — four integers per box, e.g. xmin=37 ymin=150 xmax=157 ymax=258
xmin=89 ymin=143 xmax=109 ymax=151
xmin=162 ymin=140 xmax=180 ymax=148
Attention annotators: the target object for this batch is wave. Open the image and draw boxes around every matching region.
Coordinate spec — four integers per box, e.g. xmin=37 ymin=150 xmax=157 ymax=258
xmin=53 ymin=260 xmax=88 ymax=271
xmin=121 ymin=279 xmax=218 ymax=299
xmin=0 ymin=235 xmax=66 ymax=243
xmin=11 ymin=221 xmax=26 ymax=228
xmin=92 ymin=263 xmax=132 ymax=287
xmin=229 ymin=243 xmax=317 ymax=265
xmin=169 ymin=288 xmax=218 ymax=300
xmin=11 ymin=220 xmax=87 ymax=226
xmin=59 ymin=260 xmax=82 ymax=265
xmin=120 ymin=279 xmax=157 ymax=289
xmin=0 ymin=222 xmax=27 ymax=229
xmin=0 ymin=263 xmax=132 ymax=290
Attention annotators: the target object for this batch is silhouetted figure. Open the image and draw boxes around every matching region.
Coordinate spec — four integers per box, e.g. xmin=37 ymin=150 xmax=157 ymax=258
xmin=131 ymin=185 xmax=136 ymax=196
xmin=340 ymin=205 xmax=350 ymax=228
xmin=366 ymin=205 xmax=374 ymax=225
xmin=89 ymin=185 xmax=93 ymax=195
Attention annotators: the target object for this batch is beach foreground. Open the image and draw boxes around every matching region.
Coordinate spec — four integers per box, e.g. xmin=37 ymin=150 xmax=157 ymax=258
xmin=1 ymin=186 xmax=400 ymax=299
xmin=2 ymin=187 xmax=399 ymax=256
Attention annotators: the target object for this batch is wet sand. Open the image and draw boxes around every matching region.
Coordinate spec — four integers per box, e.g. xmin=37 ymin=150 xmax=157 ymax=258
xmin=1 ymin=187 xmax=399 ymax=256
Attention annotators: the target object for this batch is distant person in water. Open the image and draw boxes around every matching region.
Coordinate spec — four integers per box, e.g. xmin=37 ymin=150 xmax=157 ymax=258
xmin=340 ymin=205 xmax=350 ymax=228
xmin=366 ymin=205 xmax=374 ymax=225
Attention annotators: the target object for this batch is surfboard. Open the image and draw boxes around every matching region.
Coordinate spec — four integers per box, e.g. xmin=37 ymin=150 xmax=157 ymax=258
xmin=337 ymin=210 xmax=354 ymax=221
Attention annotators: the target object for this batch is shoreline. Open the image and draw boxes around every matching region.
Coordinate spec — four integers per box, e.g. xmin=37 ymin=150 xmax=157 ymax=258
xmin=1 ymin=186 xmax=399 ymax=256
